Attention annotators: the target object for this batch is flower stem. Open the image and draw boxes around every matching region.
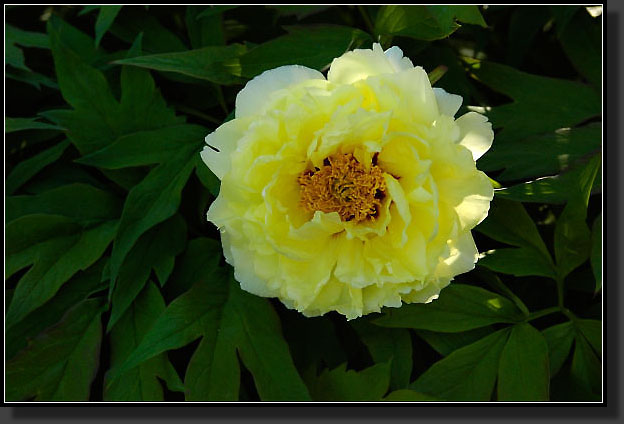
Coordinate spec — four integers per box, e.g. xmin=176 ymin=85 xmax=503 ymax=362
xmin=428 ymin=65 xmax=449 ymax=86
xmin=357 ymin=6 xmax=375 ymax=36
xmin=526 ymin=306 xmax=561 ymax=322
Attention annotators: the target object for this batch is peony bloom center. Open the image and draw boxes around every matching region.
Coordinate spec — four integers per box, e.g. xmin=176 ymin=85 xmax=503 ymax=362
xmin=298 ymin=153 xmax=386 ymax=223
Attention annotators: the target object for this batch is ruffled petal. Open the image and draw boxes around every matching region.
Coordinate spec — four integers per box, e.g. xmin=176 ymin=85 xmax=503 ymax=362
xmin=235 ymin=65 xmax=325 ymax=118
xmin=327 ymin=43 xmax=413 ymax=85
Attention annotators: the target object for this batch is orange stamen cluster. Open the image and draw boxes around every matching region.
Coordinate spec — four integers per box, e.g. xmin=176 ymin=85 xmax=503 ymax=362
xmin=298 ymin=153 xmax=386 ymax=223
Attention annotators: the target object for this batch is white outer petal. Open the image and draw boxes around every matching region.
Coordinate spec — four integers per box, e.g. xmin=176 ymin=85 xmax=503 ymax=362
xmin=455 ymin=111 xmax=494 ymax=161
xmin=200 ymin=118 xmax=248 ymax=180
xmin=235 ymin=65 xmax=325 ymax=118
xmin=383 ymin=45 xmax=414 ymax=72
xmin=433 ymin=87 xmax=463 ymax=117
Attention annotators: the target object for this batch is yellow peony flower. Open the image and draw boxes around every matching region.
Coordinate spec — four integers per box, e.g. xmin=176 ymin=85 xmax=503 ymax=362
xmin=201 ymin=43 xmax=494 ymax=319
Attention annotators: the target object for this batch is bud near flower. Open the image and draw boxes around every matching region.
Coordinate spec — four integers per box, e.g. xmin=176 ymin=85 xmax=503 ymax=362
xmin=201 ymin=43 xmax=494 ymax=319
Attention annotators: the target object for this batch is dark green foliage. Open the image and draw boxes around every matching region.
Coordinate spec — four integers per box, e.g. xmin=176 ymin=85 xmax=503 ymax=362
xmin=5 ymin=5 xmax=602 ymax=402
xmin=373 ymin=284 xmax=525 ymax=331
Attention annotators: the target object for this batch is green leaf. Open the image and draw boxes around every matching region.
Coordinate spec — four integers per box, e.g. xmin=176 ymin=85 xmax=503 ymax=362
xmin=6 ymin=183 xmax=122 ymax=224
xmin=79 ymin=5 xmax=101 ymax=15
xmin=6 ymin=216 xmax=118 ymax=328
xmin=410 ymin=328 xmax=510 ymax=401
xmin=6 ymin=68 xmax=58 ymax=90
xmin=164 ymin=237 xmax=222 ymax=299
xmin=498 ymin=323 xmax=550 ymax=401
xmin=107 ymin=215 xmax=187 ymax=331
xmin=479 ymin=124 xmax=601 ymax=181
xmin=196 ymin=5 xmax=239 ymax=19
xmin=6 ymin=24 xmax=50 ymax=49
xmin=185 ymin=276 xmax=311 ymax=401
xmin=6 ymin=299 xmax=105 ymax=401
xmin=554 ymin=203 xmax=592 ymax=280
xmin=478 ymin=268 xmax=530 ymax=316
xmin=108 ymin=144 xmax=198 ymax=285
xmin=505 ymin=7 xmax=550 ymax=67
xmin=108 ymin=8 xmax=187 ymax=54
xmin=5 ymin=23 xmax=48 ymax=73
xmin=496 ymin=154 xmax=602 ymax=204
xmin=114 ymin=45 xmax=247 ymax=85
xmin=375 ymin=6 xmax=486 ymax=41
xmin=383 ymin=389 xmax=440 ymax=401
xmin=76 ymin=124 xmax=207 ymax=169
xmin=48 ymin=20 xmax=120 ymax=152
xmin=415 ymin=326 xmax=494 ymax=357
xmin=195 ymin=155 xmax=221 ymax=197
xmin=569 ymin=331 xmax=601 ymax=397
xmin=6 ymin=39 xmax=29 ymax=71
xmin=550 ymin=6 xmax=581 ymax=36
xmin=47 ymin=14 xmax=105 ymax=66
xmin=554 ymin=155 xmax=600 ymax=278
xmin=104 ymin=282 xmax=183 ymax=400
xmin=590 ymin=215 xmax=602 ymax=292
xmin=575 ymin=319 xmax=601 ymax=356
xmin=238 ymin=25 xmax=371 ymax=78
xmin=6 ymin=117 xmax=64 ymax=133
xmin=478 ymin=247 xmax=557 ymax=279
xmin=108 ymin=267 xmax=230 ymax=384
xmin=6 ymin=259 xmax=108 ymax=360
xmin=268 ymin=5 xmax=331 ymax=19
xmin=351 ymin=319 xmax=412 ymax=390
xmin=108 ymin=269 xmax=310 ymax=401
xmin=50 ymin=26 xmax=202 ymax=285
xmin=308 ymin=362 xmax=391 ymax=401
xmin=48 ymin=18 xmax=183 ymax=156
xmin=542 ymin=321 xmax=575 ymax=377
xmin=6 ymin=139 xmax=70 ymax=195
xmin=95 ymin=6 xmax=123 ymax=47
xmin=559 ymin=8 xmax=601 ymax=88
xmin=476 ymin=198 xmax=554 ymax=267
xmin=186 ymin=5 xmax=225 ymax=48
xmin=373 ymin=284 xmax=523 ymax=332
xmin=466 ymin=60 xmax=600 ymax=145
xmin=280 ymin=314 xmax=347 ymax=385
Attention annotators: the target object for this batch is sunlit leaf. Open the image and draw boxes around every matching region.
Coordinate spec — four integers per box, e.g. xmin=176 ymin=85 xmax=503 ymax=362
xmin=375 ymin=5 xmax=486 ymax=41
xmin=479 ymin=124 xmax=601 ymax=181
xmin=554 ymin=155 xmax=600 ymax=278
xmin=373 ymin=284 xmax=524 ymax=332
xmin=114 ymin=45 xmax=247 ymax=85
xmin=467 ymin=60 xmax=600 ymax=146
xmin=476 ymin=198 xmax=556 ymax=276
